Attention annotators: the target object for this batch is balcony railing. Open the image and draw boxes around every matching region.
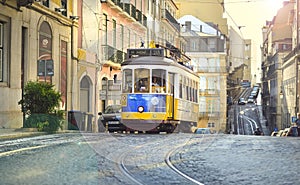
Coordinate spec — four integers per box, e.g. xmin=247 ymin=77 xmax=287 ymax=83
xmin=136 ymin=9 xmax=142 ymax=22
xmin=143 ymin=14 xmax=147 ymax=27
xmin=198 ymin=111 xmax=220 ymax=118
xmin=102 ymin=45 xmax=125 ymax=64
xmin=105 ymin=1 xmax=146 ymax=28
xmin=195 ymin=66 xmax=227 ymax=73
xmin=199 ymin=89 xmax=220 ymax=96
xmin=283 ymin=43 xmax=300 ymax=63
xmin=161 ymin=9 xmax=180 ymax=32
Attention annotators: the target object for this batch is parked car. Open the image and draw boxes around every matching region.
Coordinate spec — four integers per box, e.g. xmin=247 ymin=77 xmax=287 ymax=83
xmin=238 ymin=98 xmax=247 ymax=105
xmin=247 ymin=96 xmax=255 ymax=104
xmin=194 ymin=128 xmax=213 ymax=134
xmin=98 ymin=104 xmax=126 ymax=132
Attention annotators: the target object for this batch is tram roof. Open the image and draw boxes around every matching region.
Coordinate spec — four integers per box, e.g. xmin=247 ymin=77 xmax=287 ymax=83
xmin=121 ymin=56 xmax=198 ymax=77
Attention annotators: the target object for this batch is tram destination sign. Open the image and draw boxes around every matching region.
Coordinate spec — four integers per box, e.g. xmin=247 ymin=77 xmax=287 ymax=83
xmin=127 ymin=48 xmax=164 ymax=58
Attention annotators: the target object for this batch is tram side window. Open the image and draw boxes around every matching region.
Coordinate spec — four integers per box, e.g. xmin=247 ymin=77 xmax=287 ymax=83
xmin=195 ymin=82 xmax=198 ymax=103
xmin=135 ymin=68 xmax=149 ymax=93
xmin=186 ymin=78 xmax=189 ymax=101
xmin=168 ymin=73 xmax=174 ymax=94
xmin=152 ymin=69 xmax=166 ymax=93
xmin=182 ymin=77 xmax=186 ymax=100
xmin=179 ymin=75 xmax=182 ymax=98
xmin=122 ymin=69 xmax=133 ymax=93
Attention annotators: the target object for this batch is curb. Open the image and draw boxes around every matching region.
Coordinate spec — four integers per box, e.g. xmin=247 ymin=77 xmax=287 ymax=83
xmin=0 ymin=129 xmax=81 ymax=141
xmin=0 ymin=132 xmax=47 ymax=140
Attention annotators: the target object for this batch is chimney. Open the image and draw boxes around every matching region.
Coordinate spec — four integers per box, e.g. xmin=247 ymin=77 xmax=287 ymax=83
xmin=185 ymin=21 xmax=191 ymax=31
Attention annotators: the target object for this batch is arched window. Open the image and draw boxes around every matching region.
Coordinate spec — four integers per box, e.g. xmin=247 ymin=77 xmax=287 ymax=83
xmin=80 ymin=76 xmax=91 ymax=112
xmin=39 ymin=21 xmax=52 ymax=60
xmin=38 ymin=21 xmax=52 ymax=82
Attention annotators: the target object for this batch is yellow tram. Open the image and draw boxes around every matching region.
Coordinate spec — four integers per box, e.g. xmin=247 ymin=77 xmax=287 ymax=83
xmin=121 ymin=48 xmax=199 ymax=133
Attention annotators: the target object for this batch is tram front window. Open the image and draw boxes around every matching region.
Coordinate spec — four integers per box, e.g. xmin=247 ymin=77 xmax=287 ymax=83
xmin=152 ymin=69 xmax=166 ymax=93
xmin=135 ymin=69 xmax=149 ymax=93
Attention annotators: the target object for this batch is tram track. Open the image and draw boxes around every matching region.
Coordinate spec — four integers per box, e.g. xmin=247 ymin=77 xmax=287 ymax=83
xmin=116 ymin=134 xmax=208 ymax=185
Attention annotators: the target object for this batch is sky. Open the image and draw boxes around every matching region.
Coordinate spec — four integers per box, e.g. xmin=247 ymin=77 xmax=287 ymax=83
xmin=224 ymin=0 xmax=287 ymax=80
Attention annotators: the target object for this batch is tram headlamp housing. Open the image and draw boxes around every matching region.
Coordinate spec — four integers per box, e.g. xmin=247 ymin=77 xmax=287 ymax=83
xmin=138 ymin=106 xmax=144 ymax=113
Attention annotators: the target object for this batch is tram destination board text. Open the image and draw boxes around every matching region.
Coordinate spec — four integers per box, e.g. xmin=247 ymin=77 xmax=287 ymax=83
xmin=127 ymin=48 xmax=164 ymax=58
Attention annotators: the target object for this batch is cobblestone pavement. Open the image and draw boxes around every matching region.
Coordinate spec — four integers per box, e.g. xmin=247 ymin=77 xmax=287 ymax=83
xmin=1 ymin=132 xmax=300 ymax=185
xmin=172 ymin=134 xmax=300 ymax=185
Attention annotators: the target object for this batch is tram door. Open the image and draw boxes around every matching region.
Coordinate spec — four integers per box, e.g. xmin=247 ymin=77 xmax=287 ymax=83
xmin=167 ymin=73 xmax=175 ymax=119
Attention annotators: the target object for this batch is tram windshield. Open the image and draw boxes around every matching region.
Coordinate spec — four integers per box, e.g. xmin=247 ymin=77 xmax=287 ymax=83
xmin=152 ymin=69 xmax=166 ymax=93
xmin=122 ymin=68 xmax=166 ymax=93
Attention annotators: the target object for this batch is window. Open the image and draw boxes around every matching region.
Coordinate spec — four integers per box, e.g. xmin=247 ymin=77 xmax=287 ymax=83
xmin=208 ymin=39 xmax=216 ymax=51
xmin=127 ymin=28 xmax=131 ymax=48
xmin=122 ymin=69 xmax=132 ymax=93
xmin=38 ymin=21 xmax=52 ymax=82
xmin=61 ymin=0 xmax=67 ymax=17
xmin=42 ymin=0 xmax=49 ymax=7
xmin=102 ymin=14 xmax=108 ymax=45
xmin=113 ymin=19 xmax=116 ymax=48
xmin=0 ymin=16 xmax=9 ymax=84
xmin=0 ymin=22 xmax=3 ymax=82
xmin=245 ymin=44 xmax=250 ymax=51
xmin=121 ymin=25 xmax=124 ymax=52
xmin=208 ymin=123 xmax=215 ymax=128
xmin=168 ymin=73 xmax=174 ymax=94
xmin=134 ymin=68 xmax=149 ymax=93
xmin=179 ymin=75 xmax=182 ymax=98
xmin=152 ymin=69 xmax=166 ymax=93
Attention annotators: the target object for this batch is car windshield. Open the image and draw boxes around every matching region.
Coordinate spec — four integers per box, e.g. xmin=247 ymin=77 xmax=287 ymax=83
xmin=104 ymin=105 xmax=121 ymax=114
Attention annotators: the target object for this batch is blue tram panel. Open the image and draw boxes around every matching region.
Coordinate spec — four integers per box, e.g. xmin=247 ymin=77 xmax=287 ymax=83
xmin=122 ymin=94 xmax=166 ymax=112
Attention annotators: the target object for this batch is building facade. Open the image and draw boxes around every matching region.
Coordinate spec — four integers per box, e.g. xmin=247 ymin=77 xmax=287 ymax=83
xmin=261 ymin=0 xmax=293 ymax=131
xmin=178 ymin=16 xmax=227 ymax=133
xmin=1 ymin=0 xmax=80 ymax=129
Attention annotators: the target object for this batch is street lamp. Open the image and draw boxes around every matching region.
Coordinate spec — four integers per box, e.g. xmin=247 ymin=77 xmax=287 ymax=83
xmin=280 ymin=90 xmax=283 ymax=99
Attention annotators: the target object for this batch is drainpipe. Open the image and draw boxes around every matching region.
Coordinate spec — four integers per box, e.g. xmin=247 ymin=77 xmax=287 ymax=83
xmin=296 ymin=0 xmax=299 ymax=116
xmin=70 ymin=21 xmax=79 ymax=111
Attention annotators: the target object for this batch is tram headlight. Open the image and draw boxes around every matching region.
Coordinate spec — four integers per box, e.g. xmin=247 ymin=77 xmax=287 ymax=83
xmin=138 ymin=106 xmax=144 ymax=113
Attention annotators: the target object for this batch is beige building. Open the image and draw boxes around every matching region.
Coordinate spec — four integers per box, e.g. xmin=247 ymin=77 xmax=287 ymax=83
xmin=261 ymin=1 xmax=293 ymax=131
xmin=178 ymin=15 xmax=227 ymax=133
xmin=0 ymin=1 xmax=81 ymax=129
xmin=0 ymin=0 xmax=187 ymax=130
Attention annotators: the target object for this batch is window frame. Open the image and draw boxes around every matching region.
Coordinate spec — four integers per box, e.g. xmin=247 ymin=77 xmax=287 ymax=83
xmin=0 ymin=15 xmax=10 ymax=85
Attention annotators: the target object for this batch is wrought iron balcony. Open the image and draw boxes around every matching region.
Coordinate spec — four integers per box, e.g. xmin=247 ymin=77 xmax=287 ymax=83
xmin=102 ymin=45 xmax=125 ymax=64
xmin=161 ymin=9 xmax=180 ymax=32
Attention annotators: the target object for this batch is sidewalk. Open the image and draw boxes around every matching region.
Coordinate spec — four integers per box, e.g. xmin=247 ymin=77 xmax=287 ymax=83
xmin=0 ymin=128 xmax=47 ymax=140
xmin=0 ymin=128 xmax=80 ymax=140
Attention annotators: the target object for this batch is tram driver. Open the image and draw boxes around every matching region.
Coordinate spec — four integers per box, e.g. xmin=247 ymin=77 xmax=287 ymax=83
xmin=152 ymin=77 xmax=160 ymax=87
xmin=137 ymin=79 xmax=147 ymax=92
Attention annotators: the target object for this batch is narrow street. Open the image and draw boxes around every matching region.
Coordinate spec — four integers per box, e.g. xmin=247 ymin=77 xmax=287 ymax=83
xmin=0 ymin=133 xmax=299 ymax=185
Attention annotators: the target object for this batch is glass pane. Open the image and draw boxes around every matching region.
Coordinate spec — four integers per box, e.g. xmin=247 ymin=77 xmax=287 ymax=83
xmin=152 ymin=69 xmax=166 ymax=93
xmin=122 ymin=69 xmax=132 ymax=93
xmin=134 ymin=68 xmax=149 ymax=93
